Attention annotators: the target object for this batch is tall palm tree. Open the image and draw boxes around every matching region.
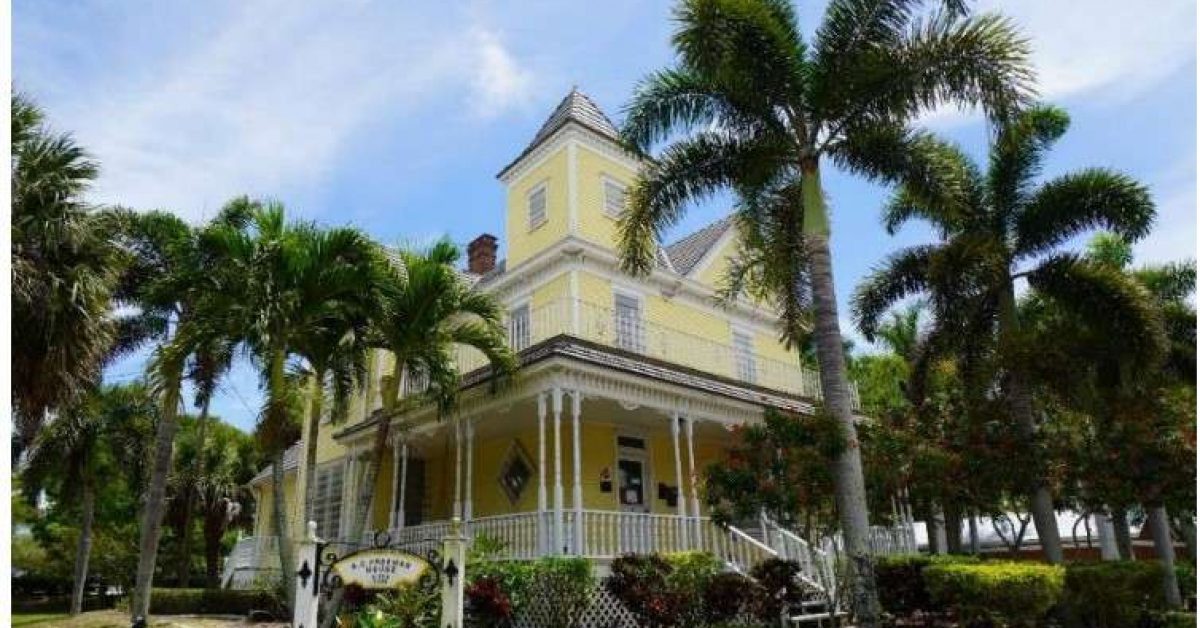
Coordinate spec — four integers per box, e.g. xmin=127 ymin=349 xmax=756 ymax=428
xmin=852 ymin=105 xmax=1157 ymax=563
xmin=124 ymin=202 xmax=254 ymax=619
xmin=21 ymin=383 xmax=156 ymax=615
xmin=11 ymin=94 xmax=126 ymax=454
xmin=196 ymin=201 xmax=382 ymax=605
xmin=616 ymin=0 xmax=1033 ymax=620
xmin=322 ymin=240 xmax=515 ymax=628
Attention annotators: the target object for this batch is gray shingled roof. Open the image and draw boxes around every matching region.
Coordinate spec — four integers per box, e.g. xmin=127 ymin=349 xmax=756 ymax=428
xmin=249 ymin=441 xmax=301 ymax=485
xmin=663 ymin=216 xmax=735 ymax=275
xmin=497 ymin=88 xmax=622 ymax=179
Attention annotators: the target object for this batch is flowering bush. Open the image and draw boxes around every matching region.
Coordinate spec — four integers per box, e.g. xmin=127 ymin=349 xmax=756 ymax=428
xmin=466 ymin=576 xmax=514 ymax=627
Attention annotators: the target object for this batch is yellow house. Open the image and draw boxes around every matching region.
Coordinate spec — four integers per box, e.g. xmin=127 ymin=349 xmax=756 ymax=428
xmin=226 ymin=89 xmax=906 ymax=588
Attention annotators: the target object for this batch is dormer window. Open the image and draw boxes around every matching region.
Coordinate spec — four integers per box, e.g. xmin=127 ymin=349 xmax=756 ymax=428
xmin=528 ymin=184 xmax=547 ymax=230
xmin=603 ymin=178 xmax=627 ymax=218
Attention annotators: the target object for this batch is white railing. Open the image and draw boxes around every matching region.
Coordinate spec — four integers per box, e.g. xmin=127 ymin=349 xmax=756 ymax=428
xmin=697 ymin=520 xmax=779 ymax=574
xmin=577 ymin=510 xmax=696 ymax=557
xmin=470 ymin=513 xmax=542 ymax=560
xmin=221 ymin=536 xmax=280 ymax=589
xmin=762 ymin=518 xmax=837 ymax=594
xmin=452 ymin=298 xmax=860 ymax=407
xmin=822 ymin=523 xmax=917 ymax=557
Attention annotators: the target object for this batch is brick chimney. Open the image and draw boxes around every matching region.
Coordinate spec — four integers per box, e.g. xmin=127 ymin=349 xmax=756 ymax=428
xmin=467 ymin=233 xmax=498 ymax=275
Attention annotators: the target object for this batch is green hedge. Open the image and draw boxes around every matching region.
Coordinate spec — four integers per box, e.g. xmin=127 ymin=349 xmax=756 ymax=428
xmin=925 ymin=562 xmax=1064 ymax=628
xmin=143 ymin=588 xmax=283 ymax=616
xmin=1162 ymin=612 xmax=1197 ymax=628
xmin=874 ymin=554 xmax=980 ymax=616
xmin=1065 ymin=561 xmax=1170 ymax=628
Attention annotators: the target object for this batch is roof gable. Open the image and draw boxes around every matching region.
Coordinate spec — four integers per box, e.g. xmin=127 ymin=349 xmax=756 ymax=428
xmin=663 ymin=216 xmax=735 ymax=276
xmin=497 ymin=88 xmax=621 ymax=179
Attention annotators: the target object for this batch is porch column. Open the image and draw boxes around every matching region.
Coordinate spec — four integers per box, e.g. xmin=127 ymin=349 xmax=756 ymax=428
xmin=453 ymin=417 xmax=463 ymax=520
xmin=552 ymin=387 xmax=565 ymax=555
xmin=397 ymin=441 xmax=409 ymax=529
xmin=389 ymin=437 xmax=402 ymax=530
xmin=571 ymin=390 xmax=583 ymax=555
xmin=341 ymin=453 xmax=357 ymax=535
xmin=670 ymin=413 xmax=686 ymax=546
xmin=465 ymin=419 xmax=475 ymax=523
xmin=685 ymin=416 xmax=701 ymax=543
xmin=537 ymin=393 xmax=548 ymax=555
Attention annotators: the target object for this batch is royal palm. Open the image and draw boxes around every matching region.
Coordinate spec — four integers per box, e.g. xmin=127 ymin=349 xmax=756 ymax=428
xmin=617 ymin=0 xmax=1033 ymax=620
xmin=853 ymin=105 xmax=1155 ymax=563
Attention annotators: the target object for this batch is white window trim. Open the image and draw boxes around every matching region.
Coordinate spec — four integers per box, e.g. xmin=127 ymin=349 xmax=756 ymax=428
xmin=612 ymin=286 xmax=645 ymax=353
xmin=600 ymin=174 xmax=628 ymax=219
xmin=614 ymin=430 xmax=654 ymax=513
xmin=527 ymin=181 xmax=548 ymax=232
xmin=730 ymin=324 xmax=758 ymax=383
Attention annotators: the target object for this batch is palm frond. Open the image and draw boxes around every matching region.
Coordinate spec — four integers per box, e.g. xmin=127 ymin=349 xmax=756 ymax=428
xmin=1014 ymin=168 xmax=1154 ymax=258
xmin=852 ymin=245 xmax=938 ymax=340
xmin=987 ymin=104 xmax=1069 ymax=216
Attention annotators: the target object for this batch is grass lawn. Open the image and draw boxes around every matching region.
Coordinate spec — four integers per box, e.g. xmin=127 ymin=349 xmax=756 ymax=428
xmin=12 ymin=614 xmax=69 ymax=627
xmin=10 ymin=611 xmax=285 ymax=628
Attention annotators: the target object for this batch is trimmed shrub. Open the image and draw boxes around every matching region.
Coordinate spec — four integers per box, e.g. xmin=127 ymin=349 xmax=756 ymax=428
xmin=606 ymin=552 xmax=753 ymax=627
xmin=747 ymin=559 xmax=806 ymax=623
xmin=874 ymin=553 xmax=980 ymax=616
xmin=924 ymin=561 xmax=1064 ymax=628
xmin=702 ymin=572 xmax=756 ymax=625
xmin=1065 ymin=561 xmax=1173 ymax=628
xmin=1162 ymin=612 xmax=1197 ymax=628
xmin=606 ymin=554 xmax=678 ymax=627
xmin=524 ymin=556 xmax=595 ymax=628
xmin=143 ymin=588 xmax=284 ymax=617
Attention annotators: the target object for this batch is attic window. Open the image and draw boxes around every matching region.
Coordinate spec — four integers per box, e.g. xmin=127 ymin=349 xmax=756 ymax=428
xmin=528 ymin=184 xmax=547 ymax=230
xmin=603 ymin=178 xmax=627 ymax=217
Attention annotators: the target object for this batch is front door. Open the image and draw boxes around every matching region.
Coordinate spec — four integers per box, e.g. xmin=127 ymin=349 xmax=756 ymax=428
xmin=616 ymin=435 xmax=650 ymax=513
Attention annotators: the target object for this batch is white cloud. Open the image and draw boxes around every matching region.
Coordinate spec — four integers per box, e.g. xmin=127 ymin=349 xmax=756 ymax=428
xmin=922 ymin=0 xmax=1195 ymax=127
xmin=17 ymin=1 xmax=537 ymax=222
xmin=469 ymin=26 xmax=536 ymax=118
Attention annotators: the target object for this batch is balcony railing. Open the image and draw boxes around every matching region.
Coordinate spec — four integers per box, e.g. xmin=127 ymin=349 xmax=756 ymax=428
xmin=454 ymin=297 xmax=860 ymax=408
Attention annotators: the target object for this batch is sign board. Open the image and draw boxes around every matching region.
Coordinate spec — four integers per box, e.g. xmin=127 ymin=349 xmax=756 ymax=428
xmin=332 ymin=549 xmax=431 ymax=589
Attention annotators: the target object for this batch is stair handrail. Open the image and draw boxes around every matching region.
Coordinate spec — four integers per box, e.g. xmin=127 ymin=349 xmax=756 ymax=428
xmin=760 ymin=517 xmax=838 ymax=599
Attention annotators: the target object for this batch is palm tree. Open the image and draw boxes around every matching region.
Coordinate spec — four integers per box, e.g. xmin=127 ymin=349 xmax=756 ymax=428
xmin=853 ymin=105 xmax=1156 ymax=563
xmin=615 ymin=0 xmax=1033 ymax=619
xmin=11 ymin=94 xmax=126 ymax=454
xmin=196 ymin=201 xmax=382 ymax=605
xmin=198 ymin=420 xmax=259 ymax=588
xmin=123 ymin=203 xmax=253 ymax=619
xmin=21 ymin=383 xmax=156 ymax=615
xmin=1030 ymin=233 xmax=1192 ymax=606
xmin=322 ymin=240 xmax=515 ymax=627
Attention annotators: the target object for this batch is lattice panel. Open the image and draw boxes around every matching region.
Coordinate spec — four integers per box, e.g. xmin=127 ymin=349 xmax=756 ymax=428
xmin=511 ymin=582 xmax=638 ymax=628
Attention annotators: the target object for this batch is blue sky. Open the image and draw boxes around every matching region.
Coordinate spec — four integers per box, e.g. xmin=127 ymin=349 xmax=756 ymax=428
xmin=15 ymin=0 xmax=1196 ymax=433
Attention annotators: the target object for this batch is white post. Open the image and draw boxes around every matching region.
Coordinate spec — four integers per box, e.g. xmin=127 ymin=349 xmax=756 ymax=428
xmin=537 ymin=392 xmax=547 ymax=555
xmin=453 ymin=417 xmax=463 ymax=520
xmin=291 ymin=521 xmax=321 ymax=628
xmin=552 ymin=386 xmax=564 ymax=555
xmin=389 ymin=437 xmax=401 ymax=530
xmin=465 ymin=419 xmax=475 ymax=523
xmin=440 ymin=518 xmax=467 ymax=628
xmin=571 ymin=390 xmax=583 ymax=555
xmin=685 ymin=416 xmax=700 ymax=542
xmin=398 ymin=441 xmax=409 ymax=530
xmin=671 ymin=413 xmax=686 ymax=544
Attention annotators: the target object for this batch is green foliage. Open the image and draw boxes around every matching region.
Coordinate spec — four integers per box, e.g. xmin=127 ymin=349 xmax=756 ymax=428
xmin=924 ymin=562 xmax=1064 ymax=628
xmin=1064 ymin=561 xmax=1194 ymax=628
xmin=365 ymin=575 xmax=441 ymax=628
xmin=525 ymin=556 xmax=595 ymax=628
xmin=141 ymin=587 xmax=283 ymax=616
xmin=1161 ymin=612 xmax=1197 ymax=628
xmin=874 ymin=554 xmax=980 ymax=616
xmin=705 ymin=408 xmax=843 ymax=537
xmin=467 ymin=553 xmax=593 ymax=627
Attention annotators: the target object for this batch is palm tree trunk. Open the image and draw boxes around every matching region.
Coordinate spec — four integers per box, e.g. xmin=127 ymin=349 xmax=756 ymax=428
xmin=320 ymin=364 xmax=401 ymax=628
xmin=132 ymin=371 xmax=184 ymax=619
xmin=968 ymin=511 xmax=980 ymax=554
xmin=266 ymin=349 xmax=295 ymax=609
xmin=1112 ymin=509 xmax=1135 ymax=560
xmin=999 ymin=280 xmax=1063 ymax=563
xmin=270 ymin=450 xmax=294 ymax=606
xmin=802 ymin=165 xmax=880 ymax=627
xmin=929 ymin=504 xmax=947 ymax=555
xmin=177 ymin=396 xmax=212 ymax=588
xmin=1176 ymin=514 xmax=1196 ymax=562
xmin=70 ymin=478 xmax=96 ymax=616
xmin=303 ymin=372 xmax=325 ymax=528
xmin=1145 ymin=503 xmax=1183 ymax=609
xmin=204 ymin=503 xmax=224 ymax=589
xmin=945 ymin=503 xmax=964 ymax=554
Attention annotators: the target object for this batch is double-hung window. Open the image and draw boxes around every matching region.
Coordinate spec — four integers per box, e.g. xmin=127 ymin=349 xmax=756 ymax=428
xmin=732 ymin=329 xmax=758 ymax=384
xmin=528 ymin=184 xmax=547 ymax=229
xmin=510 ymin=304 xmax=531 ymax=351
xmin=613 ymin=293 xmax=644 ymax=353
